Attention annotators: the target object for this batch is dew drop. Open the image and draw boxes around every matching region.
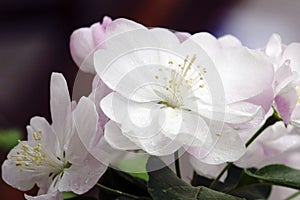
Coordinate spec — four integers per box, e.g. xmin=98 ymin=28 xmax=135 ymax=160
xmin=284 ymin=59 xmax=291 ymax=66
xmin=214 ymin=157 xmax=220 ymax=162
xmin=84 ymin=179 xmax=89 ymax=184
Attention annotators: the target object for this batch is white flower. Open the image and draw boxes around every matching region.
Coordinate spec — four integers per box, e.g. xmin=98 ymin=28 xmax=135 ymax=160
xmin=93 ymin=19 xmax=271 ymax=164
xmin=2 ymin=73 xmax=108 ymax=199
xmin=263 ymin=34 xmax=300 ymax=128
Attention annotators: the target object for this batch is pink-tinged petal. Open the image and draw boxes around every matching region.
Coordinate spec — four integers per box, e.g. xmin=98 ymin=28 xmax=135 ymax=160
xmin=73 ymin=97 xmax=98 ymax=151
xmin=91 ymin=17 xmax=112 ymax=45
xmin=70 ymin=27 xmax=95 ymax=73
xmin=2 ymin=153 xmax=35 ymax=191
xmin=105 ymin=18 xmax=146 ymax=40
xmin=50 ymin=73 xmax=72 ymax=149
xmin=25 ymin=191 xmax=62 ymax=200
xmin=89 ymin=135 xmax=124 ymax=166
xmin=274 ymin=60 xmax=298 ymax=94
xmin=89 ymin=82 xmax=111 ymax=129
xmin=58 ymin=154 xmax=107 ymax=195
xmin=104 ymin=120 xmax=139 ymax=150
xmin=291 ymin=106 xmax=300 ymax=127
xmin=213 ymin=47 xmax=274 ymax=103
xmin=218 ymin=34 xmax=242 ymax=48
xmin=70 ymin=16 xmax=112 ymax=73
xmin=27 ymin=117 xmax=58 ymax=155
xmin=265 ymin=33 xmax=282 ymax=57
xmin=189 ymin=158 xmax=227 ymax=182
xmin=175 ymin=31 xmax=191 ymax=43
xmin=275 ymin=87 xmax=298 ymax=124
xmin=246 ymin=86 xmax=273 ymax=113
xmin=281 ymin=43 xmax=300 ymax=73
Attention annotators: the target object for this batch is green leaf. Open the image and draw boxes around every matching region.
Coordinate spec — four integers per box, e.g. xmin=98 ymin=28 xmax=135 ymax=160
xmin=191 ymin=165 xmax=271 ymax=199
xmin=244 ymin=164 xmax=300 ymax=190
xmin=146 ymin=157 xmax=244 ymax=200
xmin=98 ymin=168 xmax=151 ymax=200
xmin=0 ymin=129 xmax=21 ymax=149
xmin=115 ymin=155 xmax=149 ymax=181
xmin=62 ymin=192 xmax=77 ymax=199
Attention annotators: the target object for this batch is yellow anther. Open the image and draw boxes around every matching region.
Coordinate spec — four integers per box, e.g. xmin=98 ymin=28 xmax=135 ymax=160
xmin=168 ymin=60 xmax=173 ymax=64
xmin=38 ymin=130 xmax=42 ymax=134
xmin=33 ymin=132 xmax=39 ymax=141
xmin=19 ymin=168 xmax=24 ymax=172
xmin=155 ymin=75 xmax=159 ymax=79
xmin=16 ymin=161 xmax=22 ymax=166
xmin=17 ymin=157 xmax=22 ymax=161
xmin=31 ymin=157 xmax=37 ymax=162
xmin=25 ymin=162 xmax=30 ymax=167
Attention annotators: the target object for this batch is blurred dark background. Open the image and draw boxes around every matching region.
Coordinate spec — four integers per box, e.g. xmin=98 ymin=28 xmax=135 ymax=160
xmin=1 ymin=0 xmax=300 ymax=199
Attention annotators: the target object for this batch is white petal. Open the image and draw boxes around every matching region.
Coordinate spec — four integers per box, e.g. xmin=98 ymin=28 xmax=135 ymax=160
xmin=213 ymin=47 xmax=274 ymax=103
xmin=265 ymin=33 xmax=282 ymax=57
xmin=190 ymin=157 xmax=227 ymax=181
xmin=104 ymin=120 xmax=139 ymax=150
xmin=73 ymin=97 xmax=98 ymax=150
xmin=25 ymin=191 xmax=63 ymax=200
xmin=28 ymin=117 xmax=59 ymax=155
xmin=2 ymin=145 xmax=36 ymax=191
xmin=58 ymin=154 xmax=107 ymax=194
xmin=187 ymin=127 xmax=246 ymax=164
xmin=218 ymin=34 xmax=242 ymax=48
xmin=50 ymin=73 xmax=72 ymax=148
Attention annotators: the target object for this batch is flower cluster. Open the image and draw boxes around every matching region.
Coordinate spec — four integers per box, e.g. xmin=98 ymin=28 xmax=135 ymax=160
xmin=2 ymin=16 xmax=300 ymax=200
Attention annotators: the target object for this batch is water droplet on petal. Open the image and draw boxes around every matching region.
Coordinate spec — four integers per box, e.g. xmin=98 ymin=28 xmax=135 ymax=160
xmin=214 ymin=157 xmax=220 ymax=162
xmin=84 ymin=179 xmax=89 ymax=184
xmin=284 ymin=59 xmax=291 ymax=66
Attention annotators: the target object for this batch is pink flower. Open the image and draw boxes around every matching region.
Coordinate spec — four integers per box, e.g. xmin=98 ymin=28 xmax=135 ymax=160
xmin=70 ymin=16 xmax=112 ymax=73
xmin=2 ymin=73 xmax=110 ymax=199
xmin=264 ymin=34 xmax=300 ymax=125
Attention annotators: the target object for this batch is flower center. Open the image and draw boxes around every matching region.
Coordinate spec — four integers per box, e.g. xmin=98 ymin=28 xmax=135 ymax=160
xmin=156 ymin=55 xmax=207 ymax=108
xmin=10 ymin=129 xmax=71 ymax=177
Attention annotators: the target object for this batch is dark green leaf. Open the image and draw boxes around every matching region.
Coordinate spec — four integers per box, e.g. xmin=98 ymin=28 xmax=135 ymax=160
xmin=98 ymin=167 xmax=151 ymax=200
xmin=147 ymin=157 xmax=244 ymax=200
xmin=244 ymin=164 xmax=300 ymax=190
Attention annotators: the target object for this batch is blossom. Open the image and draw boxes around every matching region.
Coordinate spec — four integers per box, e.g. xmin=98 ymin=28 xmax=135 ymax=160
xmin=264 ymin=34 xmax=300 ymax=125
xmin=190 ymin=121 xmax=300 ymax=181
xmin=94 ymin=19 xmax=273 ymax=164
xmin=2 ymin=73 xmax=108 ymax=199
xmin=70 ymin=16 xmax=112 ymax=73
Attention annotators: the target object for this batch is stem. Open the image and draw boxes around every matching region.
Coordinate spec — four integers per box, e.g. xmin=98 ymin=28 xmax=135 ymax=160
xmin=284 ymin=191 xmax=300 ymax=200
xmin=96 ymin=183 xmax=141 ymax=199
xmin=246 ymin=110 xmax=281 ymax=148
xmin=209 ymin=162 xmax=232 ymax=189
xmin=209 ymin=111 xmax=281 ymax=189
xmin=174 ymin=151 xmax=182 ymax=179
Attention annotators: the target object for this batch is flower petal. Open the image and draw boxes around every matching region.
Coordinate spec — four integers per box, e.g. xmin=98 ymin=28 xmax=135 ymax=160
xmin=58 ymin=154 xmax=107 ymax=195
xmin=218 ymin=34 xmax=242 ymax=48
xmin=73 ymin=97 xmax=98 ymax=150
xmin=50 ymin=73 xmax=72 ymax=149
xmin=25 ymin=190 xmax=63 ymax=200
xmin=104 ymin=120 xmax=139 ymax=150
xmin=187 ymin=127 xmax=246 ymax=164
xmin=2 ymin=145 xmax=36 ymax=191
xmin=190 ymin=158 xmax=227 ymax=181
xmin=28 ymin=116 xmax=58 ymax=155
xmin=265 ymin=33 xmax=282 ymax=58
